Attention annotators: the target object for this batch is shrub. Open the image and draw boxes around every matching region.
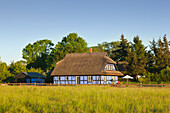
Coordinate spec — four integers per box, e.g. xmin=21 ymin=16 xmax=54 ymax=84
xmin=160 ymin=66 xmax=170 ymax=82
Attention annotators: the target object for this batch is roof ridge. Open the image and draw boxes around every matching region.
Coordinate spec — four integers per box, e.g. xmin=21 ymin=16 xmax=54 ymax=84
xmin=66 ymin=52 xmax=107 ymax=57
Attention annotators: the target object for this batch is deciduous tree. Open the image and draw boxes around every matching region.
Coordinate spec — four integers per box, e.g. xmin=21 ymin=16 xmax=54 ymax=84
xmin=51 ymin=33 xmax=88 ymax=64
xmin=22 ymin=39 xmax=54 ymax=70
xmin=0 ymin=59 xmax=13 ymax=83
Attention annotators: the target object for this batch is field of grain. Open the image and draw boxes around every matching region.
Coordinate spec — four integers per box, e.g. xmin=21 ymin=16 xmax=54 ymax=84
xmin=0 ymin=86 xmax=169 ymax=113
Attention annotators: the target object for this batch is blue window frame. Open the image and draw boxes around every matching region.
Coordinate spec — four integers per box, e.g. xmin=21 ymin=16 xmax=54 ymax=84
xmin=80 ymin=81 xmax=84 ymax=84
xmin=72 ymin=76 xmax=75 ymax=80
xmin=26 ymin=79 xmax=30 ymax=83
xmin=84 ymin=76 xmax=87 ymax=80
xmin=80 ymin=76 xmax=83 ymax=80
xmin=68 ymin=76 xmax=71 ymax=80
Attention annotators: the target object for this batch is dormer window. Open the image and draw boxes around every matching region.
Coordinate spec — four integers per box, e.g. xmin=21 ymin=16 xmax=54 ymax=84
xmin=104 ymin=63 xmax=116 ymax=71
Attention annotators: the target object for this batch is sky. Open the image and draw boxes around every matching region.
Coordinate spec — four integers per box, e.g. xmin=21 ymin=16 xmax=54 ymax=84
xmin=0 ymin=0 xmax=170 ymax=65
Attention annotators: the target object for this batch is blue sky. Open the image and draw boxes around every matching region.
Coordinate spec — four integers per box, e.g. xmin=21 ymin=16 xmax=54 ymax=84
xmin=0 ymin=0 xmax=170 ymax=65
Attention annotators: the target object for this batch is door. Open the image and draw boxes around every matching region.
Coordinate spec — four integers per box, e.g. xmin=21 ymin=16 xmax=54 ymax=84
xmin=76 ymin=76 xmax=80 ymax=84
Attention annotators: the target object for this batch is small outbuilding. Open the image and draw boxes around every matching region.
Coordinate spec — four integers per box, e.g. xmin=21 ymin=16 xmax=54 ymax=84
xmin=51 ymin=49 xmax=123 ymax=84
xmin=14 ymin=72 xmax=45 ymax=83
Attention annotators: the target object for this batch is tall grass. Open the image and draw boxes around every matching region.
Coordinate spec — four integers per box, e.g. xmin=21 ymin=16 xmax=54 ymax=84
xmin=0 ymin=86 xmax=169 ymax=113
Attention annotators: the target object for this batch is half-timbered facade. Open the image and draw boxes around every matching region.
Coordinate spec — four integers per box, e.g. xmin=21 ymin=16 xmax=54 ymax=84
xmin=51 ymin=50 xmax=123 ymax=84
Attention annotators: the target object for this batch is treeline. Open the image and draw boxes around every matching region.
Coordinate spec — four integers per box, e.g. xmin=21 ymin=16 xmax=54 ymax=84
xmin=0 ymin=33 xmax=169 ymax=83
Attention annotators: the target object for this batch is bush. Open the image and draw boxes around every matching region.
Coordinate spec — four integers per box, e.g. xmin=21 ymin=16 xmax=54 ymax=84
xmin=160 ymin=66 xmax=170 ymax=82
xmin=144 ymin=67 xmax=170 ymax=83
xmin=138 ymin=77 xmax=144 ymax=83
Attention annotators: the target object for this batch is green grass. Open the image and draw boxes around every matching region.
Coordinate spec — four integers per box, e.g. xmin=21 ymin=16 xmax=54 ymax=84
xmin=0 ymin=86 xmax=169 ymax=113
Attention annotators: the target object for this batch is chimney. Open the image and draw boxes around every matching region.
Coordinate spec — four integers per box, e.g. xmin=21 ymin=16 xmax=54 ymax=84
xmin=89 ymin=48 xmax=92 ymax=53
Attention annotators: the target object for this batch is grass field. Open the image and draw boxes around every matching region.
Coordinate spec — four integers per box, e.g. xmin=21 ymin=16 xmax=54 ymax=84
xmin=0 ymin=86 xmax=169 ymax=113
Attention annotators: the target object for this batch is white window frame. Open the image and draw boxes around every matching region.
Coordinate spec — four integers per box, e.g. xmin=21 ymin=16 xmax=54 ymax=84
xmin=88 ymin=76 xmax=92 ymax=82
xmin=105 ymin=63 xmax=116 ymax=71
xmin=65 ymin=76 xmax=68 ymax=81
xmin=104 ymin=76 xmax=107 ymax=82
xmin=57 ymin=76 xmax=60 ymax=81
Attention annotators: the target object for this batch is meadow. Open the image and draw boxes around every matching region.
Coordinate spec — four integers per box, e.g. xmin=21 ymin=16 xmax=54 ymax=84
xmin=0 ymin=86 xmax=169 ymax=113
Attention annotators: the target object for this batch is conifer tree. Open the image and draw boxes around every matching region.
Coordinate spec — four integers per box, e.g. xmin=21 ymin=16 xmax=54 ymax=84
xmin=113 ymin=34 xmax=130 ymax=62
xmin=163 ymin=35 xmax=170 ymax=67
xmin=163 ymin=35 xmax=169 ymax=54
xmin=147 ymin=35 xmax=170 ymax=72
xmin=127 ymin=36 xmax=147 ymax=75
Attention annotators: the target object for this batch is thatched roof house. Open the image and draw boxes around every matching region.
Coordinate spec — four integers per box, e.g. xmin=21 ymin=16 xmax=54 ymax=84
xmin=51 ymin=50 xmax=123 ymax=84
xmin=51 ymin=52 xmax=123 ymax=76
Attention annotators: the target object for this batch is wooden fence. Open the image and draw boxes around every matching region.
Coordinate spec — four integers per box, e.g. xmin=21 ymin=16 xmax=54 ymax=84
xmin=0 ymin=83 xmax=170 ymax=88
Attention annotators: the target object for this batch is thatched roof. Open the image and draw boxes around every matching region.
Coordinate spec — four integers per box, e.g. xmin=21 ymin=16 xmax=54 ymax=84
xmin=14 ymin=72 xmax=46 ymax=79
xmin=51 ymin=52 xmax=123 ymax=76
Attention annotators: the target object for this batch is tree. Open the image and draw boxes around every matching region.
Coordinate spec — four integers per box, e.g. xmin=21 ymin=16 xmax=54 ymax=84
xmin=113 ymin=34 xmax=130 ymax=62
xmin=102 ymin=41 xmax=120 ymax=60
xmin=9 ymin=61 xmax=27 ymax=75
xmin=160 ymin=66 xmax=170 ymax=82
xmin=22 ymin=39 xmax=54 ymax=70
xmin=0 ymin=59 xmax=13 ymax=83
xmin=91 ymin=41 xmax=120 ymax=60
xmin=127 ymin=36 xmax=147 ymax=76
xmin=163 ymin=35 xmax=169 ymax=54
xmin=8 ymin=60 xmax=44 ymax=81
xmin=147 ymin=35 xmax=170 ymax=73
xmin=162 ymin=35 xmax=170 ymax=67
xmin=27 ymin=67 xmax=43 ymax=74
xmin=51 ymin=33 xmax=88 ymax=64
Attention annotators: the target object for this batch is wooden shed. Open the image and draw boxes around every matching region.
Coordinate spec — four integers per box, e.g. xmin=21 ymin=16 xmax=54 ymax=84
xmin=51 ymin=49 xmax=123 ymax=84
xmin=14 ymin=72 xmax=45 ymax=83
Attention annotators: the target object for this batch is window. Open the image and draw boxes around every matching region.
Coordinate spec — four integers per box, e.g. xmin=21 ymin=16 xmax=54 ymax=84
xmin=26 ymin=79 xmax=30 ymax=83
xmin=80 ymin=76 xmax=84 ymax=80
xmin=113 ymin=65 xmax=116 ymax=71
xmin=84 ymin=76 xmax=87 ymax=80
xmin=72 ymin=76 xmax=75 ymax=80
xmin=105 ymin=64 xmax=116 ymax=71
xmin=54 ymin=76 xmax=57 ymax=80
xmin=80 ymin=81 xmax=84 ymax=84
xmin=31 ymin=78 xmax=40 ymax=83
xmin=60 ymin=76 xmax=65 ymax=80
xmin=84 ymin=81 xmax=87 ymax=84
xmin=92 ymin=76 xmax=96 ymax=80
xmin=68 ymin=76 xmax=71 ymax=80
xmin=101 ymin=76 xmax=104 ymax=80
xmin=110 ymin=65 xmax=113 ymax=70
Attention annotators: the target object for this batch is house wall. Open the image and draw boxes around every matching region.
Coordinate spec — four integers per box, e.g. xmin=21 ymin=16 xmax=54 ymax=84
xmin=53 ymin=76 xmax=118 ymax=84
xmin=26 ymin=78 xmax=45 ymax=83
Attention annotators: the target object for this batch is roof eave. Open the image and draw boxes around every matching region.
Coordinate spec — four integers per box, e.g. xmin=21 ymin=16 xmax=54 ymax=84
xmin=51 ymin=73 xmax=123 ymax=76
